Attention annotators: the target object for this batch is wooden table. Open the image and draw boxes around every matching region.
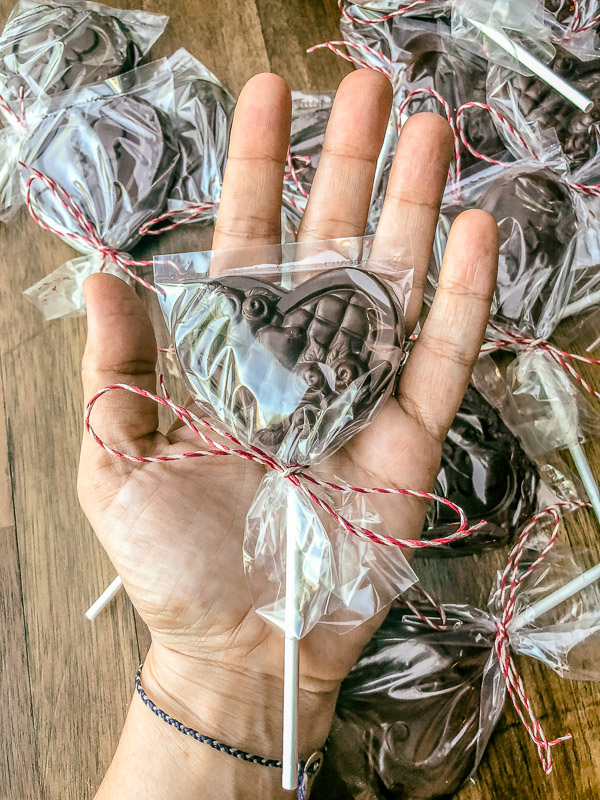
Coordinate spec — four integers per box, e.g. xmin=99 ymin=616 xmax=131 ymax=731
xmin=1 ymin=2 xmax=599 ymax=799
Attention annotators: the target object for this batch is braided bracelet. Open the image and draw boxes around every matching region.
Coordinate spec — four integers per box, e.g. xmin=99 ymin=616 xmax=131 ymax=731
xmin=134 ymin=665 xmax=325 ymax=799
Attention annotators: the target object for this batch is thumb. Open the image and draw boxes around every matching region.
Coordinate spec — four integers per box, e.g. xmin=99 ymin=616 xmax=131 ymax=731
xmin=81 ymin=274 xmax=159 ymax=460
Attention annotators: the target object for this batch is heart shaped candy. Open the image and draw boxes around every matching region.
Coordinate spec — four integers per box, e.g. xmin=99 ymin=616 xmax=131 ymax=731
xmin=175 ymin=267 xmax=406 ymax=464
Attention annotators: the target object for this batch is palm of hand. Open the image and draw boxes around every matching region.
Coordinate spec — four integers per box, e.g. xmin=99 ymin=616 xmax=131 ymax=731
xmin=79 ymin=70 xmax=497 ymax=697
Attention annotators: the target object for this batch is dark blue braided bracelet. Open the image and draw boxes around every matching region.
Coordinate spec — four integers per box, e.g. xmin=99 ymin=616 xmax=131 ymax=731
xmin=135 ymin=665 xmax=325 ymax=799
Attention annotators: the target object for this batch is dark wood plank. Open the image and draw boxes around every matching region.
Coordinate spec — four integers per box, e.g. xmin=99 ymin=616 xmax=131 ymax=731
xmin=0 ymin=371 xmax=41 ymax=800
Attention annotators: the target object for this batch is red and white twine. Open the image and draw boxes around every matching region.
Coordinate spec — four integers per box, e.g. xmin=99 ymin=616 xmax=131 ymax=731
xmin=494 ymin=500 xmax=588 ymax=773
xmin=306 ymin=40 xmax=394 ymax=78
xmin=570 ymin=0 xmax=600 ymax=33
xmin=399 ymin=499 xmax=589 ymax=773
xmin=0 ymin=86 xmax=27 ymax=133
xmin=483 ymin=322 xmax=600 ymax=401
xmin=20 ymin=163 xmax=162 ymax=295
xmin=139 ymin=202 xmax=218 ymax=236
xmin=85 ymin=380 xmax=487 ymax=550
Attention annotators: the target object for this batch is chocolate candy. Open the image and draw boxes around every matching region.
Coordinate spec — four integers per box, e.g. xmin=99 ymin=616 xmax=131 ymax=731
xmin=392 ymin=21 xmax=507 ymax=170
xmin=20 ymin=93 xmax=178 ymax=251
xmin=175 ymin=268 xmax=405 ymax=462
xmin=168 ymin=52 xmax=235 ymax=209
xmin=440 ymin=169 xmax=577 ymax=336
xmin=423 ymin=385 xmax=539 ymax=553
xmin=492 ymin=46 xmax=600 ymax=168
xmin=327 ymin=602 xmax=493 ymax=800
xmin=0 ymin=3 xmax=141 ymax=101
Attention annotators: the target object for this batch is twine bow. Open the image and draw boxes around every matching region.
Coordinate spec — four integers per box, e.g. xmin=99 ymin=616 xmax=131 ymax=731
xmin=20 ymin=163 xmax=163 ymax=295
xmin=399 ymin=500 xmax=588 ymax=773
xmin=482 ymin=322 xmax=600 ymax=401
xmin=85 ymin=378 xmax=486 ymax=550
xmin=494 ymin=501 xmax=589 ymax=773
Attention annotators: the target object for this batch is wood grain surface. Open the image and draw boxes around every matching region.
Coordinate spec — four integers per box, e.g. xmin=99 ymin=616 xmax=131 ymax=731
xmin=0 ymin=2 xmax=598 ymax=799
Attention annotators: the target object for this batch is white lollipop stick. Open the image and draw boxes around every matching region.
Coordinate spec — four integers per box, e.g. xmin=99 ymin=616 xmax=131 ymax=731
xmin=282 ymin=488 xmax=303 ymax=790
xmin=85 ymin=575 xmax=122 ymax=620
xmin=511 ymin=560 xmax=600 ymax=629
xmin=530 ymin=352 xmax=600 ymax=525
xmin=559 ymin=289 xmax=600 ymax=321
xmin=468 ymin=19 xmax=593 ymax=112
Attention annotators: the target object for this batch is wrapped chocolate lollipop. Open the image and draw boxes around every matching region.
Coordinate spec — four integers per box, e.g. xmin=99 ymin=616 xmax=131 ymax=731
xmin=154 ymin=235 xmax=427 ymax=790
xmin=325 ymin=507 xmax=600 ymax=800
xmin=431 ymin=163 xmax=591 ymax=341
xmin=338 ymin=12 xmax=510 ymax=182
xmin=0 ymin=0 xmax=167 ymax=115
xmin=422 ymin=384 xmax=539 ymax=554
xmin=487 ymin=45 xmax=600 ymax=170
xmin=149 ymin=48 xmax=235 ymax=230
xmin=20 ymin=59 xmax=180 ymax=319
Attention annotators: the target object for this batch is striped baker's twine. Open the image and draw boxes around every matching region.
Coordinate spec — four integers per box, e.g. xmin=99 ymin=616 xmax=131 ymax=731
xmin=393 ymin=499 xmax=589 ymax=773
xmin=483 ymin=322 xmax=600 ymax=401
xmin=571 ymin=0 xmax=600 ymax=33
xmin=494 ymin=500 xmax=589 ymax=773
xmin=85 ymin=379 xmax=487 ymax=550
xmin=306 ymin=40 xmax=394 ymax=78
xmin=20 ymin=162 xmax=163 ymax=295
xmin=456 ymin=101 xmax=600 ymax=197
xmin=0 ymin=86 xmax=26 ymax=132
xmin=139 ymin=202 xmax=218 ymax=235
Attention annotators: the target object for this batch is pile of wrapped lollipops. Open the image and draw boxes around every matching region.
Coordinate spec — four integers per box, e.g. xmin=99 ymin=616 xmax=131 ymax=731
xmin=5 ymin=2 xmax=600 ymax=799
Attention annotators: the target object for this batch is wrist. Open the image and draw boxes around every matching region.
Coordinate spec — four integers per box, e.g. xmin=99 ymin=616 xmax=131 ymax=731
xmin=143 ymin=641 xmax=337 ymax=764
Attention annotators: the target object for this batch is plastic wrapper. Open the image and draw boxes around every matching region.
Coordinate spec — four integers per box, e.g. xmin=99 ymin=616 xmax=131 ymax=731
xmin=282 ymin=90 xmax=333 ymax=236
xmin=0 ymin=0 xmax=167 ymax=114
xmin=154 ymin=235 xmax=419 ymax=637
xmin=472 ymin=351 xmax=597 ymax=504
xmin=544 ymin=0 xmax=600 ymax=58
xmin=487 ymin=44 xmax=600 ymax=169
xmin=431 ymin=161 xmax=595 ymax=340
xmin=20 ymin=58 xmax=179 ymax=319
xmin=450 ymin=0 xmax=555 ymax=70
xmin=157 ymin=48 xmax=235 ymax=227
xmin=327 ymin=527 xmax=600 ymax=799
xmin=340 ymin=13 xmax=513 ymax=181
xmin=421 ymin=383 xmax=540 ymax=554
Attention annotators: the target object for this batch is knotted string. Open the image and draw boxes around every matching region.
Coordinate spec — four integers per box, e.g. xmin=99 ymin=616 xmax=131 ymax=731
xmin=397 ymin=499 xmax=589 ymax=774
xmin=306 ymin=40 xmax=394 ymax=78
xmin=19 ymin=163 xmax=163 ymax=296
xmin=570 ymin=0 xmax=600 ymax=33
xmin=85 ymin=380 xmax=486 ymax=549
xmin=494 ymin=500 xmax=589 ymax=773
xmin=482 ymin=322 xmax=600 ymax=401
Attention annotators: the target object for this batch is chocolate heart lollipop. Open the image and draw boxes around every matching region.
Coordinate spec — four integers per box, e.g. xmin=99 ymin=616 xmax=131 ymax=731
xmin=175 ymin=267 xmax=406 ymax=463
xmin=0 ymin=4 xmax=140 ymax=101
xmin=20 ymin=93 xmax=179 ymax=252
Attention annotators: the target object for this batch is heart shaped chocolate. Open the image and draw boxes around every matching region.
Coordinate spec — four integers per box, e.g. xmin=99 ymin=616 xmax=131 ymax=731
xmin=175 ymin=267 xmax=406 ymax=464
